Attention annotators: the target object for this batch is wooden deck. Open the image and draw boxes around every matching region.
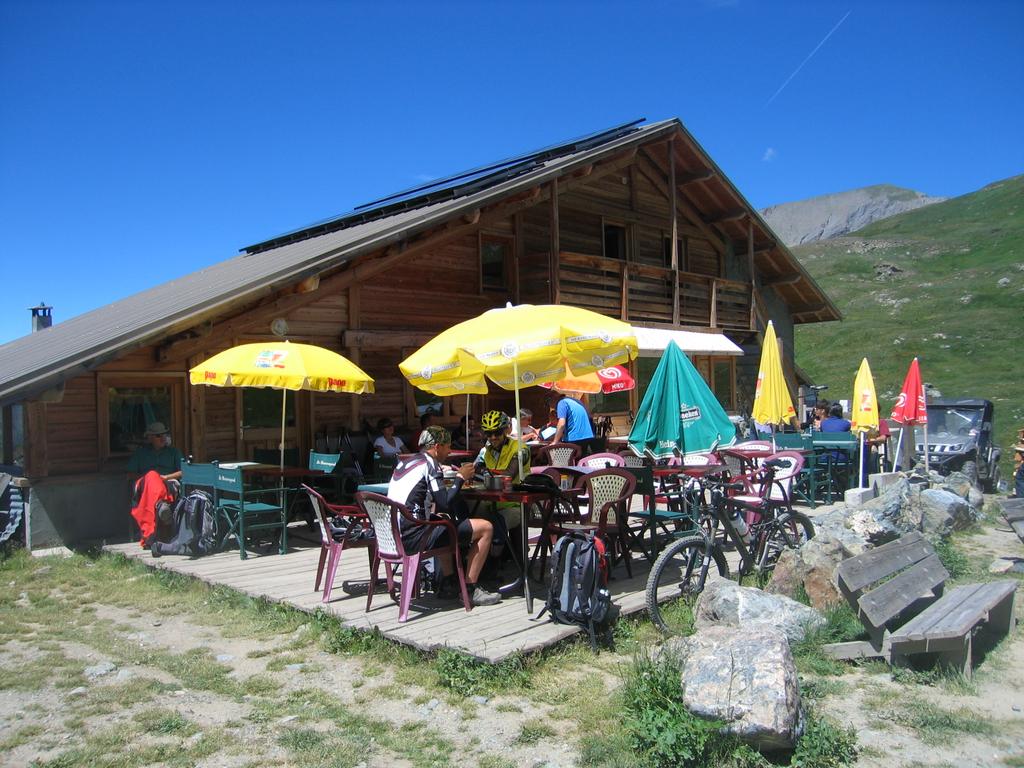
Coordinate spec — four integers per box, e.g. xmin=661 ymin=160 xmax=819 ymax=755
xmin=104 ymin=531 xmax=655 ymax=663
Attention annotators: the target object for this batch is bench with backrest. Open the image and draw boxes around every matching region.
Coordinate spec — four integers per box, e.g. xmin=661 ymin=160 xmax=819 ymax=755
xmin=824 ymin=531 xmax=1016 ymax=677
xmin=997 ymin=497 xmax=1024 ymax=545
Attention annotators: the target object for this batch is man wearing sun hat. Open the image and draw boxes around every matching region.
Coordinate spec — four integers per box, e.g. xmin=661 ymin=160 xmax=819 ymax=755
xmin=127 ymin=421 xmax=184 ymax=481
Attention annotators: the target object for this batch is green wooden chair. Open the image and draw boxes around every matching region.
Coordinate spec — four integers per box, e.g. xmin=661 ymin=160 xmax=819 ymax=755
xmin=624 ymin=465 xmax=699 ymax=561
xmin=213 ymin=465 xmax=287 ymax=560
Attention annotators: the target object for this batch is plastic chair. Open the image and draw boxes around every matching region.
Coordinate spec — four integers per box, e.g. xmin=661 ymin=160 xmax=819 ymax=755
xmin=548 ymin=467 xmax=637 ymax=577
xmin=354 ymin=491 xmax=471 ymax=622
xmin=576 ymin=452 xmax=626 ymax=469
xmin=538 ymin=442 xmax=582 ymax=467
xmin=302 ymin=484 xmax=375 ymax=602
xmin=617 ymin=450 xmax=647 ymax=468
xmin=730 ymin=451 xmax=805 ymax=525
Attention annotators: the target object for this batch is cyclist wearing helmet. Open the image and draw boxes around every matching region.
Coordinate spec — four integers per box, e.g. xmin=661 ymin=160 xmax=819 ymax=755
xmin=387 ymin=425 xmax=501 ymax=606
xmin=477 ymin=410 xmax=531 ymax=477
xmin=475 ymin=410 xmax=531 ymax=532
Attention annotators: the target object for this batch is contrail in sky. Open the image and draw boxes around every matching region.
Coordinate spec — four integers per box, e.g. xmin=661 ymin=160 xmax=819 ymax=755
xmin=765 ymin=10 xmax=852 ymax=107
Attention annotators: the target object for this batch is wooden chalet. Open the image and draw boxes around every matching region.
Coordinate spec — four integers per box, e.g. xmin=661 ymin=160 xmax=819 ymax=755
xmin=0 ymin=118 xmax=839 ymax=548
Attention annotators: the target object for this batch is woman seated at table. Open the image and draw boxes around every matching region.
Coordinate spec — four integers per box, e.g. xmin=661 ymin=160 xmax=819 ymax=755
xmin=387 ymin=426 xmax=501 ymax=606
xmin=373 ymin=418 xmax=408 ymax=457
xmin=511 ymin=408 xmax=539 ymax=442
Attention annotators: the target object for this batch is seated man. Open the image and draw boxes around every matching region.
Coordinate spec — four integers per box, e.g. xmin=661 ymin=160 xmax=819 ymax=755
xmin=128 ymin=421 xmax=184 ymax=482
xmin=475 ymin=410 xmax=531 ymax=531
xmin=387 ymin=426 xmax=501 ymax=606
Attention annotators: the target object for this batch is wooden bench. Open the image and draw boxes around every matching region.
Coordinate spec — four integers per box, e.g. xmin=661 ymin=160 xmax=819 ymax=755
xmin=823 ymin=531 xmax=1016 ymax=677
xmin=997 ymin=497 xmax=1024 ymax=545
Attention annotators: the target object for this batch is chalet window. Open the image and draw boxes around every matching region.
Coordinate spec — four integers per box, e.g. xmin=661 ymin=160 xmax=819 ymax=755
xmin=0 ymin=404 xmax=24 ymax=467
xmin=107 ymin=384 xmax=174 ymax=456
xmin=603 ymin=223 xmax=627 ymax=261
xmin=99 ymin=374 xmax=185 ymax=467
xmin=480 ymin=234 xmax=512 ymax=291
xmin=711 ymin=358 xmax=736 ymax=411
xmin=243 ymin=389 xmax=296 ymax=430
xmin=662 ymin=236 xmax=685 ymax=268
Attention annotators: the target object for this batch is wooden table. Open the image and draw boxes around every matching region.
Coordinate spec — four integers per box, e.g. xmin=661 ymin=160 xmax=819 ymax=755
xmin=461 ymin=486 xmax=553 ymax=613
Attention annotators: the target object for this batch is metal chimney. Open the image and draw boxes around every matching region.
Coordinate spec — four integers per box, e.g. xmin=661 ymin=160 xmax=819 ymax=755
xmin=29 ymin=302 xmax=52 ymax=332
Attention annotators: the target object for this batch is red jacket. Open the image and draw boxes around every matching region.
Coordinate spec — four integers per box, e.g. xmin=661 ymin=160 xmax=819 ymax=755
xmin=131 ymin=470 xmax=173 ymax=546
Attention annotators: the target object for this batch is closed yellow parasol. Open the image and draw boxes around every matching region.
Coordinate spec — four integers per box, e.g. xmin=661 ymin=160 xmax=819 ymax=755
xmin=750 ymin=320 xmax=796 ymax=430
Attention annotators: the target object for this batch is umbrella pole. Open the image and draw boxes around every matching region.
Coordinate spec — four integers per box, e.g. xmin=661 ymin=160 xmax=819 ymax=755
xmin=279 ymin=389 xmax=287 ymax=532
xmin=279 ymin=390 xmax=287 ymax=474
xmin=512 ymin=359 xmax=530 ymax=610
xmin=892 ymin=427 xmax=904 ymax=472
xmin=923 ymin=423 xmax=930 ymax=473
xmin=859 ymin=431 xmax=866 ymax=488
xmin=466 ymin=394 xmax=470 ymax=451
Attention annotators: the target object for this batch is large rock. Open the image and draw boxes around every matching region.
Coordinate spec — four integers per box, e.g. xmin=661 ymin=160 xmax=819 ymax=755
xmin=915 ymin=488 xmax=978 ymax=536
xmin=695 ymin=579 xmax=824 ymax=644
xmin=768 ymin=533 xmax=849 ymax=609
xmin=660 ymin=626 xmax=803 ymax=750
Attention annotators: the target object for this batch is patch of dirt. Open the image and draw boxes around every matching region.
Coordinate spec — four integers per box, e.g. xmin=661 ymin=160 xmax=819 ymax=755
xmin=0 ymin=601 xmax=583 ymax=767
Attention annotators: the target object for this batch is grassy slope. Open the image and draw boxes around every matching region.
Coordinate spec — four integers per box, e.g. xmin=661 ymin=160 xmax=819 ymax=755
xmin=793 ymin=174 xmax=1023 ymax=463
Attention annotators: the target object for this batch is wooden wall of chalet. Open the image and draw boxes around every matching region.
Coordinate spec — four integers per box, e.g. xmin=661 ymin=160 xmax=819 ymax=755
xmin=27 ymin=147 xmax=762 ymax=479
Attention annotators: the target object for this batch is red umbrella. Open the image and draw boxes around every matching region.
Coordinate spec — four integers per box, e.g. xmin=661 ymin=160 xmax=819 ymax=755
xmin=891 ymin=357 xmax=929 ymax=470
xmin=540 ymin=365 xmax=635 ymax=395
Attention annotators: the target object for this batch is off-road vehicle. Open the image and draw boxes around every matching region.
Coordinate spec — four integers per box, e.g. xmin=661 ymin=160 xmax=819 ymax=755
xmin=914 ymin=398 xmax=1001 ymax=490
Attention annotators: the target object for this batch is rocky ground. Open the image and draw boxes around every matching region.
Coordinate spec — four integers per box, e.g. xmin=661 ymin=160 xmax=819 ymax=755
xmin=1 ymin=487 xmax=1022 ymax=767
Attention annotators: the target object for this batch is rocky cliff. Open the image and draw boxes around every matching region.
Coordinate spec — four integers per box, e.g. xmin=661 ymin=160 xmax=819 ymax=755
xmin=760 ymin=184 xmax=946 ymax=246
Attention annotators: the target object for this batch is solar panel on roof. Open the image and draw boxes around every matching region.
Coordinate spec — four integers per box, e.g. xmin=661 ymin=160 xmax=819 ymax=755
xmin=242 ymin=118 xmax=646 ymax=254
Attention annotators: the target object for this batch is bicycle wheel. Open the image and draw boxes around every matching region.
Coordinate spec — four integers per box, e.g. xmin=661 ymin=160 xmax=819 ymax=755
xmin=645 ymin=534 xmax=729 ymax=635
xmin=755 ymin=511 xmax=814 ymax=572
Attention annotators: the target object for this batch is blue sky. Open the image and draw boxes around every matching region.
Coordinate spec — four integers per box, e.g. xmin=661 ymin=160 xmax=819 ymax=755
xmin=1 ymin=0 xmax=1021 ymax=345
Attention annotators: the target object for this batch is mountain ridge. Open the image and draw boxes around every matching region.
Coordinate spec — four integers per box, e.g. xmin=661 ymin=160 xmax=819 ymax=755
xmin=761 ymin=184 xmax=947 ymax=246
xmin=791 ymin=173 xmax=1023 ymax=471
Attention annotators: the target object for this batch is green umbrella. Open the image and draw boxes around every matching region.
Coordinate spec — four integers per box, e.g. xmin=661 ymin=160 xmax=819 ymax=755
xmin=627 ymin=341 xmax=737 ymax=459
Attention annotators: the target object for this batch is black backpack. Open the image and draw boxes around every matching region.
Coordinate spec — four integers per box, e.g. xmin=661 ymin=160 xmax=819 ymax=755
xmin=151 ymin=489 xmax=226 ymax=558
xmin=535 ymin=530 xmax=616 ymax=649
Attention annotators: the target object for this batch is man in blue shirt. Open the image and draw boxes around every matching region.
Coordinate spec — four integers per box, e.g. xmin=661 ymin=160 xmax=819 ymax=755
xmin=820 ymin=404 xmax=851 ymax=433
xmin=546 ymin=392 xmax=595 ymax=455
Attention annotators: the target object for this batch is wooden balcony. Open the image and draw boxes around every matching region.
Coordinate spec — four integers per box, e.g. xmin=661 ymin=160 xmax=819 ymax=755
xmin=555 ymin=251 xmax=753 ymax=331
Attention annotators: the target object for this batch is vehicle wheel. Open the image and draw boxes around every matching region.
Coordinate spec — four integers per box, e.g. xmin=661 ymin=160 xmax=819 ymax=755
xmin=645 ymin=534 xmax=728 ymax=635
xmin=961 ymin=460 xmax=979 ymax=488
xmin=755 ymin=512 xmax=815 ymax=572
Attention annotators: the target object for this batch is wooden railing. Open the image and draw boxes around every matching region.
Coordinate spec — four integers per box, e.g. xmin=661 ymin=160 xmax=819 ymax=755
xmin=556 ymin=251 xmax=752 ymax=331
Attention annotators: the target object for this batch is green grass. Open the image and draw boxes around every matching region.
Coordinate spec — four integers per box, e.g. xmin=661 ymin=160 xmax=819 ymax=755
xmin=794 ymin=174 xmax=1024 ymax=476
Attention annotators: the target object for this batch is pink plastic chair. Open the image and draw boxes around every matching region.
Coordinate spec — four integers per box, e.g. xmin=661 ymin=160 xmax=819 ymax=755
xmin=354 ymin=491 xmax=471 ymax=622
xmin=548 ymin=467 xmax=637 ymax=577
xmin=577 ymin=452 xmax=626 ymax=469
xmin=302 ymin=484 xmax=375 ymax=603
xmin=538 ymin=442 xmax=582 ymax=467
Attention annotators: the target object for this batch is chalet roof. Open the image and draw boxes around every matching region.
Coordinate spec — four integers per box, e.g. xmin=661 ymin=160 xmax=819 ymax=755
xmin=0 ymin=118 xmax=839 ymax=407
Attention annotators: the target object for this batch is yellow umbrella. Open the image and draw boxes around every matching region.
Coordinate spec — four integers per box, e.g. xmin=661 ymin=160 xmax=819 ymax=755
xmin=190 ymin=341 xmax=374 ymax=470
xmin=750 ymin=320 xmax=796 ymax=433
xmin=400 ymin=303 xmax=637 ymax=397
xmin=400 ymin=303 xmax=637 ymax=611
xmin=851 ymin=357 xmax=879 ymax=487
xmin=850 ymin=357 xmax=879 ymax=433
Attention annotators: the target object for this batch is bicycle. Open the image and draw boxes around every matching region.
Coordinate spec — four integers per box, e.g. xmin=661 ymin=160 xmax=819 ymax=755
xmin=644 ymin=460 xmax=814 ymax=635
